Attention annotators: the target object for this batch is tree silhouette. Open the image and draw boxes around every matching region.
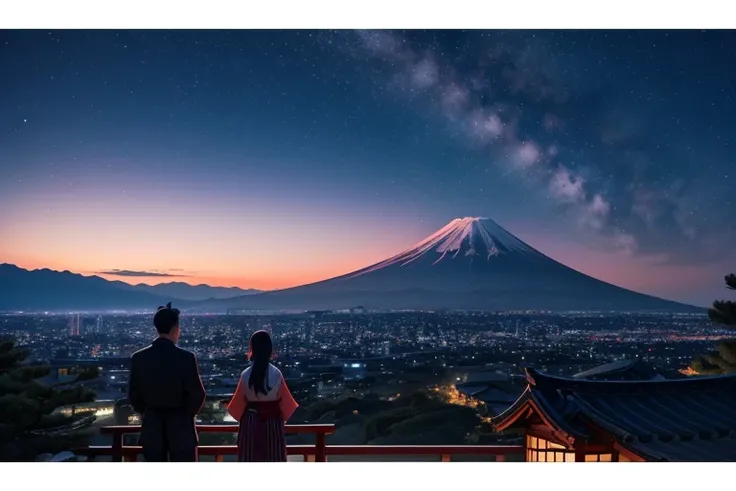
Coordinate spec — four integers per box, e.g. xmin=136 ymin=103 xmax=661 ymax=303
xmin=0 ymin=338 xmax=99 ymax=460
xmin=691 ymin=274 xmax=736 ymax=375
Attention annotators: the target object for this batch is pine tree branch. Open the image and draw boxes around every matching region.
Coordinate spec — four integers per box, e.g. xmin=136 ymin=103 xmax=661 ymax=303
xmin=708 ymin=300 xmax=736 ymax=327
xmin=725 ymin=274 xmax=736 ymax=290
xmin=716 ymin=341 xmax=736 ymax=365
xmin=0 ymin=338 xmax=100 ymax=459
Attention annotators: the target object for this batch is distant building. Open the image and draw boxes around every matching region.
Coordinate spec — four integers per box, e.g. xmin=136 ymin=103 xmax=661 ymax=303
xmin=456 ymin=371 xmax=519 ymax=415
xmin=113 ymin=399 xmax=139 ymax=425
xmin=306 ymin=310 xmax=333 ymax=318
xmin=572 ymin=358 xmax=670 ymax=381
xmin=317 ymin=373 xmax=344 ymax=398
xmin=69 ymin=314 xmax=81 ymax=337
xmin=493 ymin=368 xmax=736 ymax=462
xmin=41 ymin=366 xmax=80 ymax=385
xmin=342 ymin=362 xmax=367 ymax=381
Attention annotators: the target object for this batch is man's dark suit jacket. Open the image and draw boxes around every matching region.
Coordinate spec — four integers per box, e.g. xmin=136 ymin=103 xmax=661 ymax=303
xmin=128 ymin=337 xmax=206 ymax=462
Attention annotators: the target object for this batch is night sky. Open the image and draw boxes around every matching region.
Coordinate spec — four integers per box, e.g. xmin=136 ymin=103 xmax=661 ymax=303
xmin=1 ymin=30 xmax=734 ymax=306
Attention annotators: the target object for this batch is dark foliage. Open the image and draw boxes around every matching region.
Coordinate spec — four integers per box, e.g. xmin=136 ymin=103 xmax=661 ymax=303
xmin=303 ymin=389 xmax=485 ymax=446
xmin=707 ymin=274 xmax=736 ymax=326
xmin=0 ymin=338 xmax=99 ymax=460
xmin=692 ymin=274 xmax=736 ymax=375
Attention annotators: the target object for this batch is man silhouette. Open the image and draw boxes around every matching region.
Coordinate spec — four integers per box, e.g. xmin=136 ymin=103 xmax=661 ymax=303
xmin=128 ymin=302 xmax=206 ymax=462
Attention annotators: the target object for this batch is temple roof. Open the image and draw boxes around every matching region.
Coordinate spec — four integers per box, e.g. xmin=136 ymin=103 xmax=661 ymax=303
xmin=492 ymin=369 xmax=736 ymax=461
xmin=572 ymin=358 xmax=665 ymax=381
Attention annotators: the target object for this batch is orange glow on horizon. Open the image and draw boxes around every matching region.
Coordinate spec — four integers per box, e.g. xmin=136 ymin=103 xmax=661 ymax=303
xmin=95 ymin=269 xmax=345 ymax=291
xmin=0 ymin=195 xmax=427 ymax=292
xmin=1 ymin=252 xmax=390 ymax=292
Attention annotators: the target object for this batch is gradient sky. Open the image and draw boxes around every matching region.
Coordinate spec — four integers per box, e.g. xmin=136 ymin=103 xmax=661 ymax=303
xmin=1 ymin=30 xmax=734 ymax=306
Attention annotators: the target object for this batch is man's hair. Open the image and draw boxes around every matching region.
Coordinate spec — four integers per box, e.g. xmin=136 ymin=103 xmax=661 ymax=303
xmin=153 ymin=302 xmax=180 ymax=334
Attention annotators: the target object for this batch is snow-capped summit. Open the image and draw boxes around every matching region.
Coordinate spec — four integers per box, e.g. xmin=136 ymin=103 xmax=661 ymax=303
xmin=197 ymin=217 xmax=699 ymax=313
xmin=355 ymin=217 xmax=536 ymax=275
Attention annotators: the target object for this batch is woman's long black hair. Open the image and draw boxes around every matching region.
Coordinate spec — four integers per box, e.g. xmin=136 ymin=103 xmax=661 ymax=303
xmin=247 ymin=330 xmax=273 ymax=396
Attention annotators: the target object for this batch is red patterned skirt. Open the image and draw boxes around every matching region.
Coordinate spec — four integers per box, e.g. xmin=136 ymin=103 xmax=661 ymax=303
xmin=236 ymin=401 xmax=287 ymax=462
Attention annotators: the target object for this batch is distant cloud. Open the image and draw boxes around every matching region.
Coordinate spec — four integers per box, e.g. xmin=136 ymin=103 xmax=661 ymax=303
xmin=411 ymin=57 xmax=439 ymax=89
xmin=468 ymin=111 xmax=504 ymax=142
xmin=581 ymin=194 xmax=611 ymax=231
xmin=550 ymin=167 xmax=585 ymax=203
xmin=514 ymin=141 xmax=543 ymax=168
xmin=97 ymin=269 xmax=186 ymax=278
xmin=614 ymin=232 xmax=639 ymax=255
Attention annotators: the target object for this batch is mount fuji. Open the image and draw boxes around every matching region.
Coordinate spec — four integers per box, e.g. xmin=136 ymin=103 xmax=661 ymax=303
xmin=198 ymin=217 xmax=698 ymax=313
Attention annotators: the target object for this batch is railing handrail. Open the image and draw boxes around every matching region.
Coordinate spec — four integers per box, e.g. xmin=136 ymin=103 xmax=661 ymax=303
xmin=76 ymin=444 xmax=524 ymax=461
xmin=314 ymin=444 xmax=522 ymax=455
xmin=99 ymin=424 xmax=335 ymax=435
xmin=99 ymin=423 xmax=335 ymax=462
xmin=87 ymin=424 xmax=522 ymax=462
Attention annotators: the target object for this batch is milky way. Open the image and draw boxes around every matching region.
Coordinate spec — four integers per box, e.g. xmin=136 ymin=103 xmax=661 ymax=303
xmin=340 ymin=30 xmax=735 ymax=265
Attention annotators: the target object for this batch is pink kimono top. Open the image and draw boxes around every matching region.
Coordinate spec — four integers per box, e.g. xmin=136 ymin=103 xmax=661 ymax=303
xmin=227 ymin=363 xmax=298 ymax=423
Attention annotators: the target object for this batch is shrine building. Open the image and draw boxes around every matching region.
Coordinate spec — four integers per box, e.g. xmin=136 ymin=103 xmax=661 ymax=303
xmin=492 ymin=368 xmax=736 ymax=462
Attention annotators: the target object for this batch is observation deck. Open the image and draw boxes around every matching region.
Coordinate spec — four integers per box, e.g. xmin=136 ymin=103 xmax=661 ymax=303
xmin=77 ymin=424 xmax=524 ymax=462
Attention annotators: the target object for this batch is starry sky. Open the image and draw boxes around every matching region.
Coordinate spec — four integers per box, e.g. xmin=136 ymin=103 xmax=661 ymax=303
xmin=1 ymin=30 xmax=734 ymax=306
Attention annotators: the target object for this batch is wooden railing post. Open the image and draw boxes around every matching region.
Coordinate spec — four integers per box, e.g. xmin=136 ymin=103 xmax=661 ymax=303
xmin=83 ymin=425 xmax=531 ymax=463
xmin=315 ymin=431 xmax=327 ymax=462
xmin=111 ymin=429 xmax=123 ymax=462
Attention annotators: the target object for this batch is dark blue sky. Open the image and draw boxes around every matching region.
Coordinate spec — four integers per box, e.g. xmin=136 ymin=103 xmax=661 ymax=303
xmin=1 ymin=30 xmax=734 ymax=304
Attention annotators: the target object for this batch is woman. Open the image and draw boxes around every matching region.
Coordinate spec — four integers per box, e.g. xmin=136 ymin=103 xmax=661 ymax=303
xmin=226 ymin=330 xmax=298 ymax=462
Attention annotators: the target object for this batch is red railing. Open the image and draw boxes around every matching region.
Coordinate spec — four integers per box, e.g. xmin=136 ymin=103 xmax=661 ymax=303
xmin=76 ymin=424 xmax=523 ymax=462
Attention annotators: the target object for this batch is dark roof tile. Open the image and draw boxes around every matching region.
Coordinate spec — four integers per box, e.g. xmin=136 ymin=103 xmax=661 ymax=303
xmin=493 ymin=368 xmax=736 ymax=461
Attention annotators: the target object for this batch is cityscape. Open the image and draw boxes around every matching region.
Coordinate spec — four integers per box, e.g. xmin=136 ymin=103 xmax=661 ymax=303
xmin=2 ymin=308 xmax=731 ymax=455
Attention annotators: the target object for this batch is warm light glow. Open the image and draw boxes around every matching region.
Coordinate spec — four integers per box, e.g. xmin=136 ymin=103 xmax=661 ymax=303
xmin=0 ymin=199 xmax=431 ymax=291
xmin=95 ymin=407 xmax=114 ymax=417
xmin=585 ymin=453 xmax=612 ymax=462
xmin=525 ymin=434 xmax=574 ymax=463
xmin=432 ymin=384 xmax=483 ymax=408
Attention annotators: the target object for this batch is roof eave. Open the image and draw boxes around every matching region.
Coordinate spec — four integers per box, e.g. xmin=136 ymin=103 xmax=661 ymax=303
xmin=492 ymin=387 xmax=577 ymax=446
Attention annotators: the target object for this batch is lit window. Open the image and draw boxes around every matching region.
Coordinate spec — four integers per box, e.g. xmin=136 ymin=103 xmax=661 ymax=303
xmin=525 ymin=434 xmax=575 ymax=462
